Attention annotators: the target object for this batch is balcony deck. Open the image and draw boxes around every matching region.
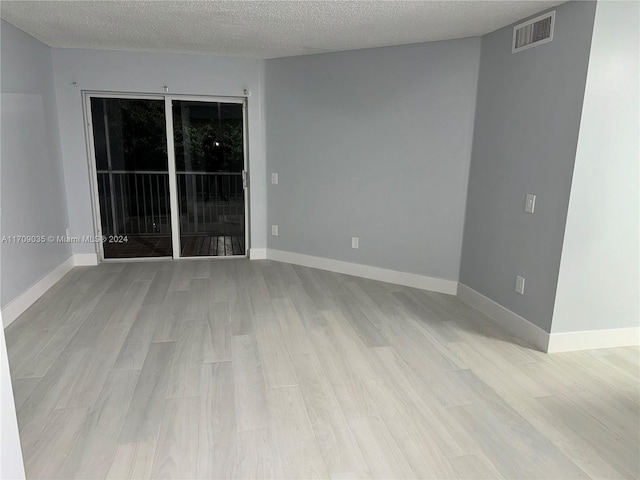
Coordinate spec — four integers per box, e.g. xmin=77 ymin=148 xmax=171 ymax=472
xmin=102 ymin=235 xmax=245 ymax=258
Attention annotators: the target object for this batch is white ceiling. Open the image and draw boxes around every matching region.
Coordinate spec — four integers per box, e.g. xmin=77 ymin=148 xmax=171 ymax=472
xmin=0 ymin=1 xmax=565 ymax=59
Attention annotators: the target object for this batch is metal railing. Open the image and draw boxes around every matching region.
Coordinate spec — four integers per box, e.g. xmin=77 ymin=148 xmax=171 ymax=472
xmin=176 ymin=171 xmax=244 ymax=235
xmin=96 ymin=170 xmax=244 ymax=237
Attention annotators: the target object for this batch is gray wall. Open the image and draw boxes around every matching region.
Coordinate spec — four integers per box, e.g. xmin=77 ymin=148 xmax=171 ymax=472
xmin=265 ymin=39 xmax=481 ymax=280
xmin=459 ymin=1 xmax=597 ymax=332
xmin=51 ymin=48 xmax=266 ymax=255
xmin=1 ymin=20 xmax=71 ymax=309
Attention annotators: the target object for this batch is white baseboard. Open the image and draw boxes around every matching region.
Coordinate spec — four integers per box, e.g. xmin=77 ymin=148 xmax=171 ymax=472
xmin=248 ymin=248 xmax=267 ymax=260
xmin=6 ymin=251 xmax=634 ymax=353
xmin=266 ymin=249 xmax=458 ymax=295
xmin=457 ymin=283 xmax=550 ymax=352
xmin=73 ymin=253 xmax=99 ymax=266
xmin=2 ymin=256 xmax=75 ymax=328
xmin=547 ymin=327 xmax=640 ymax=353
xmin=457 ymin=283 xmax=640 ymax=353
xmin=2 ymin=253 xmax=100 ymax=328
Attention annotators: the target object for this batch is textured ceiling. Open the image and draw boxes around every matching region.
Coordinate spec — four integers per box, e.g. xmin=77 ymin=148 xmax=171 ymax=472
xmin=0 ymin=1 xmax=565 ymax=59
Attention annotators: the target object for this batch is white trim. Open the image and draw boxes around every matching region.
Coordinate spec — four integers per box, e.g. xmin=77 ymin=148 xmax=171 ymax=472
xmin=165 ymin=96 xmax=182 ymax=259
xmin=73 ymin=253 xmax=99 ymax=266
xmin=242 ymin=99 xmax=251 ymax=261
xmin=456 ymin=283 xmax=640 ymax=353
xmin=2 ymin=256 xmax=75 ymax=328
xmin=81 ymin=91 xmax=165 ymax=100
xmin=84 ymin=92 xmax=250 ymax=262
xmin=547 ymin=327 xmax=640 ymax=353
xmin=5 ymin=250 xmax=635 ymax=356
xmin=266 ymin=249 xmax=457 ymax=295
xmin=169 ymin=95 xmax=245 ymax=104
xmin=249 ymin=248 xmax=267 ymax=260
xmin=1 ymin=253 xmax=100 ymax=328
xmin=457 ymin=283 xmax=550 ymax=352
xmin=83 ymin=92 xmax=105 ymax=261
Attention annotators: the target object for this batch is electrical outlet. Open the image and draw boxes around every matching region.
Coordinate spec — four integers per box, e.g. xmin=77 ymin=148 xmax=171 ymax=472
xmin=271 ymin=225 xmax=278 ymax=236
xmin=271 ymin=173 xmax=279 ymax=184
xmin=515 ymin=275 xmax=525 ymax=295
xmin=525 ymin=194 xmax=536 ymax=213
xmin=352 ymin=237 xmax=359 ymax=249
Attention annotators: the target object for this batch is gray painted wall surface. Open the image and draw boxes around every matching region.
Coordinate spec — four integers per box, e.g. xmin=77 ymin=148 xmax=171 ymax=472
xmin=1 ymin=20 xmax=71 ymax=308
xmin=459 ymin=1 xmax=597 ymax=332
xmin=51 ymin=48 xmax=266 ymax=254
xmin=265 ymin=39 xmax=481 ymax=280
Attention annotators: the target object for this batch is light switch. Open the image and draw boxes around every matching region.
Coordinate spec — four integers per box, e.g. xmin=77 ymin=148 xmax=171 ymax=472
xmin=525 ymin=194 xmax=536 ymax=213
xmin=271 ymin=225 xmax=278 ymax=236
xmin=271 ymin=173 xmax=279 ymax=184
xmin=515 ymin=275 xmax=525 ymax=295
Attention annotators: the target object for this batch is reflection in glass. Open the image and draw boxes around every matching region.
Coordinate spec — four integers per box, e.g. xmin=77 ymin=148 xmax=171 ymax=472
xmin=173 ymin=101 xmax=245 ymax=257
xmin=90 ymin=98 xmax=172 ymax=258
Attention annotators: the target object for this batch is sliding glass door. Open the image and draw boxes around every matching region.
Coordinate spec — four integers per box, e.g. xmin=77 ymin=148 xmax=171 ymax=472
xmin=90 ymin=97 xmax=173 ymax=258
xmin=87 ymin=95 xmax=247 ymax=260
xmin=173 ymin=100 xmax=245 ymax=257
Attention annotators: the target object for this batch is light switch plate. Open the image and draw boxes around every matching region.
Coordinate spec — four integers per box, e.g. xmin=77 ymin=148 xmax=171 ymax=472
xmin=525 ymin=194 xmax=536 ymax=213
xmin=271 ymin=173 xmax=279 ymax=184
xmin=271 ymin=225 xmax=278 ymax=236
xmin=352 ymin=237 xmax=359 ymax=249
xmin=515 ymin=275 xmax=525 ymax=295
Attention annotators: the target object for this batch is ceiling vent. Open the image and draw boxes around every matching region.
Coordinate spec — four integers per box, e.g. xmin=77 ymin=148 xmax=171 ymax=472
xmin=512 ymin=11 xmax=555 ymax=53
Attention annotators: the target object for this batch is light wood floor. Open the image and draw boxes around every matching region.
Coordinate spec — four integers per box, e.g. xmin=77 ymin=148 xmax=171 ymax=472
xmin=6 ymin=259 xmax=639 ymax=479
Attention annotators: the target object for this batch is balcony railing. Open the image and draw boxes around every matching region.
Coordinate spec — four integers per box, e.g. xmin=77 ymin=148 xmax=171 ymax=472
xmin=96 ymin=170 xmax=244 ymax=237
xmin=176 ymin=171 xmax=244 ymax=236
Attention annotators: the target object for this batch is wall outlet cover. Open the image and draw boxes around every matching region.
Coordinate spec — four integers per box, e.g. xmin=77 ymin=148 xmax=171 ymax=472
xmin=271 ymin=225 xmax=278 ymax=236
xmin=525 ymin=194 xmax=536 ymax=213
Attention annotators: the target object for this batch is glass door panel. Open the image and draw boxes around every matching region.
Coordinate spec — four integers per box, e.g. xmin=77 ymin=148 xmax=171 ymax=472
xmin=90 ymin=98 xmax=172 ymax=258
xmin=172 ymin=100 xmax=246 ymax=257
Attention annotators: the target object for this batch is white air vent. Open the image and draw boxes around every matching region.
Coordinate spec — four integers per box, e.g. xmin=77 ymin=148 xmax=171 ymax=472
xmin=512 ymin=11 xmax=555 ymax=53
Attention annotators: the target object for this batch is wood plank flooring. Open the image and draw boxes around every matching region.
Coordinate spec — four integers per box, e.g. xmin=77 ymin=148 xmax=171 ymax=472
xmin=5 ymin=259 xmax=640 ymax=479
